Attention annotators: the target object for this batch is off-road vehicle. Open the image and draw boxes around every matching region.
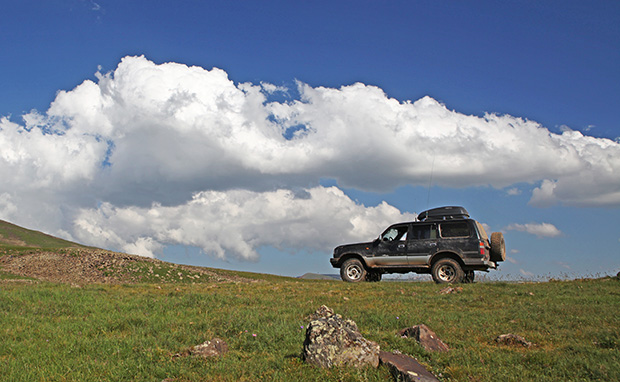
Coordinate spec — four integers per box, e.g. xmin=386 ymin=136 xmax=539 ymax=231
xmin=330 ymin=206 xmax=505 ymax=283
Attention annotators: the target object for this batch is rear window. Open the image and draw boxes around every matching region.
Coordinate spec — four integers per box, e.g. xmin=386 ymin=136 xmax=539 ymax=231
xmin=475 ymin=221 xmax=488 ymax=241
xmin=439 ymin=221 xmax=470 ymax=238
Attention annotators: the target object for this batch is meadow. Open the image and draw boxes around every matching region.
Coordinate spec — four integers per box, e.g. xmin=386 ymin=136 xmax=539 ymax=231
xmin=1 ymin=270 xmax=618 ymax=381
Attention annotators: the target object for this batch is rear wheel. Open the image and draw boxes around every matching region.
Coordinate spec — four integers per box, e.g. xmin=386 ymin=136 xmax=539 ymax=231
xmin=340 ymin=258 xmax=367 ymax=282
xmin=431 ymin=258 xmax=464 ymax=284
xmin=367 ymin=271 xmax=382 ymax=282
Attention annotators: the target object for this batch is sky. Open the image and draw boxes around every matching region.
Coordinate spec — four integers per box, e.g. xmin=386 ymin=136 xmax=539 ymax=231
xmin=1 ymin=0 xmax=619 ymax=280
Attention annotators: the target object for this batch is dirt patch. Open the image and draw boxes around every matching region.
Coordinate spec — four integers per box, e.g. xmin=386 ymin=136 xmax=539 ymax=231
xmin=0 ymin=248 xmax=255 ymax=285
xmin=0 ymin=233 xmax=27 ymax=247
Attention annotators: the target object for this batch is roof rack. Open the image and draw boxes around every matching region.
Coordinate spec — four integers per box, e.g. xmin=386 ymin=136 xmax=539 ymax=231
xmin=417 ymin=206 xmax=469 ymax=221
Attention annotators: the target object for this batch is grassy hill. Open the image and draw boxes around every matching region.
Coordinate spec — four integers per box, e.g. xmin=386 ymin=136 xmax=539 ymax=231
xmin=0 ymin=219 xmax=256 ymax=285
xmin=0 ymin=220 xmax=618 ymax=381
xmin=0 ymin=219 xmax=85 ymax=250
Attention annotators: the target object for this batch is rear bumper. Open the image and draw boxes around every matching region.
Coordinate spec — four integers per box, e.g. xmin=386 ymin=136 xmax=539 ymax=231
xmin=463 ymin=258 xmax=497 ymax=270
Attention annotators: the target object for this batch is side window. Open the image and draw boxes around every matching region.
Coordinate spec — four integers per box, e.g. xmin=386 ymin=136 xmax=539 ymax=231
xmin=439 ymin=222 xmax=471 ymax=238
xmin=410 ymin=224 xmax=437 ymax=240
xmin=381 ymin=225 xmax=408 ymax=241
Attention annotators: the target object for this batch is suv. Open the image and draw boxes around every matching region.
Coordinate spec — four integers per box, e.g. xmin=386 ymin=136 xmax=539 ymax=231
xmin=330 ymin=206 xmax=505 ymax=283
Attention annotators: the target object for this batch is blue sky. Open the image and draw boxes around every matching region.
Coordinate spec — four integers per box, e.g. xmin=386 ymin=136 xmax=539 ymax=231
xmin=1 ymin=0 xmax=619 ymax=279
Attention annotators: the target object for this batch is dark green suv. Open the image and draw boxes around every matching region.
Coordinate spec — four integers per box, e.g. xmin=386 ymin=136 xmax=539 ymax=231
xmin=330 ymin=206 xmax=505 ymax=283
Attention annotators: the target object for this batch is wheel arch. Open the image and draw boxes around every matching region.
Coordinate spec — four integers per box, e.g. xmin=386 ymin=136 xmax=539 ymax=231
xmin=430 ymin=251 xmax=465 ymax=268
xmin=336 ymin=253 xmax=368 ymax=268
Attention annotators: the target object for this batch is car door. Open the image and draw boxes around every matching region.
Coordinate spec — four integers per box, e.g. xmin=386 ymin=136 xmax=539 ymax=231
xmin=372 ymin=224 xmax=410 ymax=266
xmin=407 ymin=223 xmax=439 ymax=265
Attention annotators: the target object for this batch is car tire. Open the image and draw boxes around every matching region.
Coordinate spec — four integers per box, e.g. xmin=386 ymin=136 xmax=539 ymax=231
xmin=463 ymin=270 xmax=475 ymax=283
xmin=490 ymin=232 xmax=506 ymax=262
xmin=340 ymin=258 xmax=367 ymax=282
xmin=431 ymin=258 xmax=464 ymax=284
xmin=367 ymin=271 xmax=382 ymax=282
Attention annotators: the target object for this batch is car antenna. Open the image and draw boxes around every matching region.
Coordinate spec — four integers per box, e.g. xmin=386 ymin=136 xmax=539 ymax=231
xmin=426 ymin=152 xmax=436 ymax=208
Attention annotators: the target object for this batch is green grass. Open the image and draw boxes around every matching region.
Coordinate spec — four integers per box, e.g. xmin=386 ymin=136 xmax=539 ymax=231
xmin=0 ymin=270 xmax=36 ymax=281
xmin=0 ymin=276 xmax=618 ymax=381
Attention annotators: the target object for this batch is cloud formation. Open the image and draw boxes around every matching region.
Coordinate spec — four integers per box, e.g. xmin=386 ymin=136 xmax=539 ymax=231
xmin=0 ymin=56 xmax=618 ymax=258
xmin=505 ymin=223 xmax=563 ymax=238
xmin=72 ymin=187 xmax=414 ymax=259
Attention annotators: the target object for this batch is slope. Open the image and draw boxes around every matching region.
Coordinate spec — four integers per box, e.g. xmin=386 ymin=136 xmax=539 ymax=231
xmin=0 ymin=219 xmax=257 ymax=284
xmin=0 ymin=219 xmax=85 ymax=249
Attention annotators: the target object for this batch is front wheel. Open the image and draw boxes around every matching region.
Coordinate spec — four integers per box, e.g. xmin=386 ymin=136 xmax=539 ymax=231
xmin=340 ymin=258 xmax=367 ymax=282
xmin=431 ymin=258 xmax=464 ymax=284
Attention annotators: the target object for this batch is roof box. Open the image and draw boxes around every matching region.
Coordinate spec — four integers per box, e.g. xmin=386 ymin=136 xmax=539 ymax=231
xmin=417 ymin=206 xmax=469 ymax=221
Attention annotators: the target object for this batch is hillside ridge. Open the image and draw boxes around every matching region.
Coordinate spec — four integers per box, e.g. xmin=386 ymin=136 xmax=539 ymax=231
xmin=0 ymin=219 xmax=85 ymax=249
xmin=0 ymin=219 xmax=254 ymax=284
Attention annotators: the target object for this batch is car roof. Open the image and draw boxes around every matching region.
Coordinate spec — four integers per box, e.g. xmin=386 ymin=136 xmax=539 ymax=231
xmin=388 ymin=218 xmax=475 ymax=227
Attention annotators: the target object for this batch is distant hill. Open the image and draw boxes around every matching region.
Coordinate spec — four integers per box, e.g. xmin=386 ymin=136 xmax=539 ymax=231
xmin=0 ymin=219 xmax=85 ymax=249
xmin=298 ymin=273 xmax=340 ymax=281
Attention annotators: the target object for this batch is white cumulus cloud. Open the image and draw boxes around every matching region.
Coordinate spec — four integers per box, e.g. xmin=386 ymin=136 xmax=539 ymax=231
xmin=505 ymin=222 xmax=563 ymax=238
xmin=72 ymin=187 xmax=414 ymax=259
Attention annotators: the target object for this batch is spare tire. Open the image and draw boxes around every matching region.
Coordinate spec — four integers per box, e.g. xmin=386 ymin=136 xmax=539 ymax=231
xmin=490 ymin=232 xmax=506 ymax=262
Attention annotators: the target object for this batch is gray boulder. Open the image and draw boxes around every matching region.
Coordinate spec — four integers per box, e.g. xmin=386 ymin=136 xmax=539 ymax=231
xmin=303 ymin=305 xmax=380 ymax=368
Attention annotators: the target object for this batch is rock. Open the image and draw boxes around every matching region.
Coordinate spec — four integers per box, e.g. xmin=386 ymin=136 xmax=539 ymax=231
xmin=399 ymin=324 xmax=449 ymax=352
xmin=191 ymin=337 xmax=228 ymax=358
xmin=380 ymin=351 xmax=440 ymax=382
xmin=438 ymin=286 xmax=463 ymax=294
xmin=303 ymin=306 xmax=380 ymax=368
xmin=306 ymin=305 xmax=335 ymax=321
xmin=175 ymin=337 xmax=228 ymax=358
xmin=495 ymin=333 xmax=533 ymax=348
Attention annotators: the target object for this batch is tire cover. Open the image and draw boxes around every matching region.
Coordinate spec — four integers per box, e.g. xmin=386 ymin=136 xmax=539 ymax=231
xmin=490 ymin=232 xmax=506 ymax=262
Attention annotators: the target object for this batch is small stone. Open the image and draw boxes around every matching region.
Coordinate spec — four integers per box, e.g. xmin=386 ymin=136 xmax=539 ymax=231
xmin=495 ymin=333 xmax=533 ymax=348
xmin=438 ymin=286 xmax=463 ymax=294
xmin=398 ymin=324 xmax=449 ymax=352
xmin=181 ymin=338 xmax=229 ymax=358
